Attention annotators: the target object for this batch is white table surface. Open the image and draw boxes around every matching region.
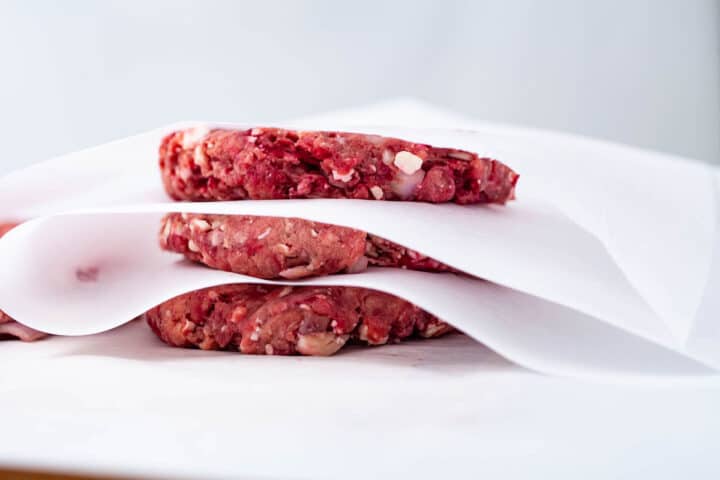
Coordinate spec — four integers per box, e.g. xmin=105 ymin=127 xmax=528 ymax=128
xmin=2 ymin=321 xmax=719 ymax=479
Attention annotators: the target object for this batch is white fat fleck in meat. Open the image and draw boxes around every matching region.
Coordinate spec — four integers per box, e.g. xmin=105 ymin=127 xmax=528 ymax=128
xmin=278 ymin=264 xmax=314 ymax=279
xmin=190 ymin=218 xmax=211 ymax=232
xmin=357 ymin=324 xmax=389 ymax=345
xmin=394 ymin=151 xmax=423 ymax=175
xmin=278 ymin=286 xmax=293 ymax=298
xmin=331 ymin=168 xmax=355 ymax=183
xmin=257 ymin=227 xmax=271 ymax=240
xmin=310 ymin=229 xmax=319 ymax=237
xmin=249 ymin=331 xmax=260 ymax=342
xmin=275 ymin=243 xmax=291 ymax=255
xmin=370 ymin=186 xmax=384 ymax=199
xmin=357 ymin=324 xmax=368 ymax=341
xmin=296 ymin=332 xmax=348 ymax=356
xmin=178 ymin=166 xmax=192 ymax=181
xmin=230 ymin=306 xmax=247 ymax=323
xmin=365 ymin=134 xmax=384 ymax=146
xmin=448 ymin=151 xmax=473 ymax=161
xmin=193 ymin=144 xmax=208 ymax=169
xmin=407 ymin=249 xmax=424 ymax=260
xmin=265 ymin=344 xmax=274 ymax=355
xmin=187 ymin=239 xmax=200 ymax=252
xmin=181 ymin=319 xmax=196 ymax=334
xmin=181 ymin=125 xmax=210 ymax=149
xmin=161 ymin=219 xmax=172 ymax=241
xmin=391 ymin=169 xmax=425 ymax=199
xmin=208 ymin=230 xmax=224 ymax=247
xmin=382 ymin=149 xmax=394 ymax=165
xmin=346 ymin=255 xmax=368 ymax=274
xmin=420 ymin=322 xmax=447 ymax=338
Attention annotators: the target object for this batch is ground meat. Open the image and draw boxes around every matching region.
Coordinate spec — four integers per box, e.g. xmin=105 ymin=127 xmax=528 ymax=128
xmin=0 ymin=222 xmax=48 ymax=342
xmin=0 ymin=222 xmax=17 ymax=237
xmin=145 ymin=284 xmax=453 ymax=356
xmin=0 ymin=311 xmax=48 ymax=341
xmin=160 ymin=213 xmax=455 ymax=279
xmin=159 ymin=127 xmax=518 ymax=205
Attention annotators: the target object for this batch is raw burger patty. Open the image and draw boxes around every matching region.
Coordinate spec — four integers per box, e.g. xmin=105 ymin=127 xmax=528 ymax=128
xmin=145 ymin=284 xmax=453 ymax=356
xmin=0 ymin=222 xmax=48 ymax=342
xmin=160 ymin=127 xmax=518 ymax=204
xmin=160 ymin=213 xmax=454 ymax=279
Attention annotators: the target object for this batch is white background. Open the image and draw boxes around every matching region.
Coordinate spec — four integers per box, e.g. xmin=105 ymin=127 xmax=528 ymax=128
xmin=0 ymin=0 xmax=718 ymax=174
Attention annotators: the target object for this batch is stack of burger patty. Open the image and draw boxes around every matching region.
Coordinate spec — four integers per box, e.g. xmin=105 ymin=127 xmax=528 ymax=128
xmin=147 ymin=127 xmax=519 ymax=356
